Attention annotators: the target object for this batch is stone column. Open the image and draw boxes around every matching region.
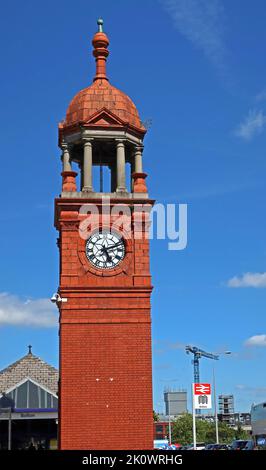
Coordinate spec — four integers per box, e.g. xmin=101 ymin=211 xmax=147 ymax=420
xmin=83 ymin=139 xmax=93 ymax=191
xmin=62 ymin=144 xmax=72 ymax=171
xmin=134 ymin=145 xmax=143 ymax=173
xmin=116 ymin=139 xmax=126 ymax=191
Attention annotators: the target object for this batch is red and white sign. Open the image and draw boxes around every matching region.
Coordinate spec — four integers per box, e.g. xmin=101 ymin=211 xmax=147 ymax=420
xmin=193 ymin=383 xmax=212 ymax=409
xmin=194 ymin=383 xmax=211 ymax=395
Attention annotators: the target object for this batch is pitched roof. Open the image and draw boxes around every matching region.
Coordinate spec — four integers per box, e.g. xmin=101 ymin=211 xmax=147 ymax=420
xmin=0 ymin=352 xmax=58 ymax=395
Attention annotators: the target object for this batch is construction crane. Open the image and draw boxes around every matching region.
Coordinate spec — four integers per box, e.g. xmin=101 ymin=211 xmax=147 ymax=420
xmin=186 ymin=345 xmax=219 ymax=415
xmin=185 ymin=345 xmax=219 ymax=385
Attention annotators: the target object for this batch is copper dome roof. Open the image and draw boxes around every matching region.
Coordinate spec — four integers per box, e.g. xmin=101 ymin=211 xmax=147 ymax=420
xmin=61 ymin=21 xmax=145 ymax=133
xmin=64 ymin=79 xmax=144 ymax=130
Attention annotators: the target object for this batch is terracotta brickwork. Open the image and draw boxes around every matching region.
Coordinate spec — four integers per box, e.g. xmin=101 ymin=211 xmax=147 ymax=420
xmin=56 ymin=202 xmax=154 ymax=449
xmin=60 ymin=323 xmax=152 ymax=449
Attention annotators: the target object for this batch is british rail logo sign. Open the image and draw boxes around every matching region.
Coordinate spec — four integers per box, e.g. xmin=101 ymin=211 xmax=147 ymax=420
xmin=193 ymin=383 xmax=212 ymax=409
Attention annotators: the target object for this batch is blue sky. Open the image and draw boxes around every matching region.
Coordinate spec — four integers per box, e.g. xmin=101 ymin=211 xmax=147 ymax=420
xmin=0 ymin=0 xmax=266 ymax=413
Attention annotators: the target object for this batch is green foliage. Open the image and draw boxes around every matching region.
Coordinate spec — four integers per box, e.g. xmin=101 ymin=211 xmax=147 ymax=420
xmin=235 ymin=424 xmax=250 ymax=440
xmin=171 ymin=414 xmax=246 ymax=445
xmin=153 ymin=410 xmax=159 ymax=422
xmin=219 ymin=423 xmax=235 ymax=442
xmin=171 ymin=413 xmax=194 ymax=445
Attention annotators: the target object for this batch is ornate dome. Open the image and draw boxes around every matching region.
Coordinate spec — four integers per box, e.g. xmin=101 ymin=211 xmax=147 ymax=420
xmin=61 ymin=19 xmax=145 ymax=133
xmin=64 ymin=80 xmax=143 ymax=130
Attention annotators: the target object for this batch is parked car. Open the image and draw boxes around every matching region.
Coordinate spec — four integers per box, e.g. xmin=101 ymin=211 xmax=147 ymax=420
xmin=205 ymin=443 xmax=230 ymax=451
xmin=230 ymin=439 xmax=251 ymax=450
xmin=205 ymin=444 xmax=216 ymax=450
xmin=243 ymin=440 xmax=255 ymax=450
xmin=187 ymin=442 xmax=205 ymax=450
xmin=216 ymin=444 xmax=230 ymax=450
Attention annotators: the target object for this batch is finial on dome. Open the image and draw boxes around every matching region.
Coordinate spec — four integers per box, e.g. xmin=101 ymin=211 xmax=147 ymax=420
xmin=97 ymin=18 xmax=104 ymax=32
xmin=92 ymin=18 xmax=109 ymax=82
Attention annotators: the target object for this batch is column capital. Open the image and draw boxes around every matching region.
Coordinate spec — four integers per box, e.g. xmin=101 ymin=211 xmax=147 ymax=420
xmin=61 ymin=142 xmax=70 ymax=151
xmin=61 ymin=143 xmax=74 ymax=157
xmin=115 ymin=138 xmax=126 ymax=145
xmin=82 ymin=138 xmax=94 ymax=148
xmin=134 ymin=144 xmax=144 ymax=152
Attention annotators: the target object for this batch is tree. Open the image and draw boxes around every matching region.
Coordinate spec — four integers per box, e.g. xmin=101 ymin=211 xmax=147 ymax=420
xmin=235 ymin=424 xmax=249 ymax=440
xmin=221 ymin=423 xmax=234 ymax=443
xmin=171 ymin=414 xmax=243 ymax=445
xmin=171 ymin=414 xmax=193 ymax=445
xmin=153 ymin=410 xmax=159 ymax=422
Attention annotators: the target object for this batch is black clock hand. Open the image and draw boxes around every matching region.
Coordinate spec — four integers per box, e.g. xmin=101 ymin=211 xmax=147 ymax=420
xmin=105 ymin=241 xmax=123 ymax=251
xmin=101 ymin=247 xmax=112 ymax=262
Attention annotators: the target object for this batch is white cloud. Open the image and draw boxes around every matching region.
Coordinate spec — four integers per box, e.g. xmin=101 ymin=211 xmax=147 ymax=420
xmin=227 ymin=272 xmax=266 ymax=288
xmin=235 ymin=109 xmax=266 ymax=140
xmin=160 ymin=0 xmax=226 ymax=70
xmin=0 ymin=292 xmax=57 ymax=328
xmin=245 ymin=335 xmax=266 ymax=348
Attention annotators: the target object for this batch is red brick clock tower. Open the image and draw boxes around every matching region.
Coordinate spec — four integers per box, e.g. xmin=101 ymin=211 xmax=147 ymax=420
xmin=54 ymin=19 xmax=154 ymax=450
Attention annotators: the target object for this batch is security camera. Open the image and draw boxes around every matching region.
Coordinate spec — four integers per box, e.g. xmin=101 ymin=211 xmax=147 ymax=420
xmin=51 ymin=293 xmax=60 ymax=303
xmin=50 ymin=293 xmax=67 ymax=304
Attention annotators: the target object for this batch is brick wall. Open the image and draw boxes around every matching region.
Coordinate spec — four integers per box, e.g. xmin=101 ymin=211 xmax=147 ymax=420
xmin=56 ymin=199 xmax=154 ymax=450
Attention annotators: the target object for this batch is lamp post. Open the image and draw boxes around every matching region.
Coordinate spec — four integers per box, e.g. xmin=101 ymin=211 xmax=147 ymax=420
xmin=213 ymin=351 xmax=231 ymax=444
xmin=8 ymin=408 xmax=11 ymax=450
xmin=213 ymin=366 xmax=219 ymax=444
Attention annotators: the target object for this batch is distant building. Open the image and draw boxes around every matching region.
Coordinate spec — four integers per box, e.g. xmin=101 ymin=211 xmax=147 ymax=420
xmin=218 ymin=412 xmax=251 ymax=430
xmin=164 ymin=390 xmax=187 ymax=416
xmin=0 ymin=347 xmax=58 ymax=449
xmin=219 ymin=395 xmax=234 ymax=416
xmin=251 ymin=402 xmax=266 ymax=446
xmin=218 ymin=394 xmax=250 ymax=430
xmin=154 ymin=421 xmax=169 ymax=441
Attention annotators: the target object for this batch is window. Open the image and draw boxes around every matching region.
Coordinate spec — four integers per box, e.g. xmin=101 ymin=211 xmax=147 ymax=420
xmin=6 ymin=379 xmax=58 ymax=410
xmin=156 ymin=425 xmax=163 ymax=433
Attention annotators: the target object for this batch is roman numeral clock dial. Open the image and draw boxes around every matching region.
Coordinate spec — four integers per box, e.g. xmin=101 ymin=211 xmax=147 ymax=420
xmin=85 ymin=231 xmax=125 ymax=270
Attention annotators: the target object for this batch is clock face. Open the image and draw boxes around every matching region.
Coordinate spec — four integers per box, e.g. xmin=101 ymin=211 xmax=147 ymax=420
xmin=85 ymin=231 xmax=125 ymax=270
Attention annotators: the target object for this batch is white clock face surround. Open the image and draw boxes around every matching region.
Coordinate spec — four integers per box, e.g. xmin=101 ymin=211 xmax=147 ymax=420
xmin=85 ymin=230 xmax=125 ymax=270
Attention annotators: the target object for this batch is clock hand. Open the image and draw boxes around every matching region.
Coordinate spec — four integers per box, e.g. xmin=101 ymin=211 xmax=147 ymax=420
xmin=105 ymin=241 xmax=123 ymax=251
xmin=101 ymin=246 xmax=112 ymax=262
